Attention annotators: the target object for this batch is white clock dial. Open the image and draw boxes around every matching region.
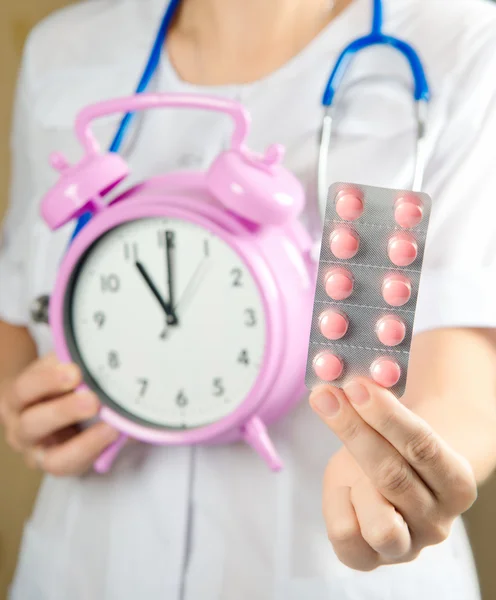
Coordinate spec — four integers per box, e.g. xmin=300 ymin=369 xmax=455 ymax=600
xmin=66 ymin=217 xmax=267 ymax=429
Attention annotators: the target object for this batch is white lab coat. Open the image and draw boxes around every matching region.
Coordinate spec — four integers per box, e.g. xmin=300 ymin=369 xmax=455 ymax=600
xmin=2 ymin=0 xmax=496 ymax=598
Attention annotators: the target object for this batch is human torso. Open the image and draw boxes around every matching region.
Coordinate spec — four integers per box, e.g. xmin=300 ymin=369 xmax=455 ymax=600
xmin=8 ymin=0 xmax=487 ymax=598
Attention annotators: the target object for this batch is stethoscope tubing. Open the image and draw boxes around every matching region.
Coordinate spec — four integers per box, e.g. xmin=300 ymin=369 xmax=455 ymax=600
xmin=71 ymin=0 xmax=430 ymax=240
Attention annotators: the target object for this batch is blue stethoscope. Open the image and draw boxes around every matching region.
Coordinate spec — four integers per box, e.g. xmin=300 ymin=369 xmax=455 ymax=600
xmin=71 ymin=0 xmax=429 ymax=240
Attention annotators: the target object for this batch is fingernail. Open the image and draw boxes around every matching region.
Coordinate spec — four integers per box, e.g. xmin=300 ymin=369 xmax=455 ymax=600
xmin=59 ymin=364 xmax=80 ymax=386
xmin=344 ymin=381 xmax=370 ymax=405
xmin=76 ymin=391 xmax=99 ymax=413
xmin=311 ymin=389 xmax=340 ymax=417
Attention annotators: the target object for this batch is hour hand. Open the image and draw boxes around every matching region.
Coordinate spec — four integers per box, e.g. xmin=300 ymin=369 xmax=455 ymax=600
xmin=135 ymin=261 xmax=177 ymax=323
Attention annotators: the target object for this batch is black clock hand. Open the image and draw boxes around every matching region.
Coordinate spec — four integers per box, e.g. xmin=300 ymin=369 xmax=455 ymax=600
xmin=165 ymin=231 xmax=179 ymax=325
xmin=135 ymin=261 xmax=175 ymax=320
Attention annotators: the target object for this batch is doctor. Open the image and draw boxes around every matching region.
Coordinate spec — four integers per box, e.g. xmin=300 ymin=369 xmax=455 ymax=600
xmin=1 ymin=0 xmax=496 ymax=598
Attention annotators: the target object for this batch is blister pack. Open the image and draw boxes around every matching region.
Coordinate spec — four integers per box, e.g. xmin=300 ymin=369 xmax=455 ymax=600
xmin=306 ymin=183 xmax=432 ymax=397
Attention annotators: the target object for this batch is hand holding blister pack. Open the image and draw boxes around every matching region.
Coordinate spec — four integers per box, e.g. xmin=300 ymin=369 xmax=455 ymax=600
xmin=306 ymin=183 xmax=432 ymax=397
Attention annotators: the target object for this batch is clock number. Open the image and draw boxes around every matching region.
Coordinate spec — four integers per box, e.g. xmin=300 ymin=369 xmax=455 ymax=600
xmin=204 ymin=239 xmax=210 ymax=257
xmin=212 ymin=378 xmax=225 ymax=397
xmin=238 ymin=349 xmax=250 ymax=366
xmin=108 ymin=351 xmax=120 ymax=369
xmin=101 ymin=274 xmax=120 ymax=293
xmin=93 ymin=311 xmax=105 ymax=329
xmin=244 ymin=308 xmax=257 ymax=327
xmin=176 ymin=390 xmax=188 ymax=408
xmin=230 ymin=268 xmax=243 ymax=288
xmin=124 ymin=243 xmax=138 ymax=262
xmin=137 ymin=378 xmax=148 ymax=398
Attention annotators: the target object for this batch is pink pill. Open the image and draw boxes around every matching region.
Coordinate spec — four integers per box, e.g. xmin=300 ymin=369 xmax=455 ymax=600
xmin=387 ymin=232 xmax=418 ymax=267
xmin=335 ymin=188 xmax=364 ymax=221
xmin=375 ymin=315 xmax=406 ymax=346
xmin=330 ymin=226 xmax=360 ymax=260
xmin=394 ymin=195 xmax=424 ymax=228
xmin=313 ymin=352 xmax=344 ymax=382
xmin=370 ymin=357 xmax=401 ymax=388
xmin=382 ymin=274 xmax=412 ymax=307
xmin=319 ymin=310 xmax=349 ymax=340
xmin=324 ymin=267 xmax=354 ymax=301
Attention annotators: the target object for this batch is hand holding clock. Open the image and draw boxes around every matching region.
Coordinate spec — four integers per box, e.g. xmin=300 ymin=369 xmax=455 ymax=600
xmin=0 ymin=354 xmax=120 ymax=476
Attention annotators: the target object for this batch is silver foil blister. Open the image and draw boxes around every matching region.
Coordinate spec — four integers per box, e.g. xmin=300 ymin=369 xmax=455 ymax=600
xmin=305 ymin=182 xmax=432 ymax=397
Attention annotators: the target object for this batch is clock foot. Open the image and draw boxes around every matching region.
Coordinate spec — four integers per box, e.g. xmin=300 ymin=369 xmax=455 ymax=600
xmin=242 ymin=416 xmax=283 ymax=472
xmin=94 ymin=433 xmax=129 ymax=473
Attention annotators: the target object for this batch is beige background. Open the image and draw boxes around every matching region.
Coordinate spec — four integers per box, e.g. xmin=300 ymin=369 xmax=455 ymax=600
xmin=0 ymin=1 xmax=495 ymax=599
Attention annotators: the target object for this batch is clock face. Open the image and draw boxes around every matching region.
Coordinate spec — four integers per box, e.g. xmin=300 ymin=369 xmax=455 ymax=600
xmin=64 ymin=217 xmax=267 ymax=429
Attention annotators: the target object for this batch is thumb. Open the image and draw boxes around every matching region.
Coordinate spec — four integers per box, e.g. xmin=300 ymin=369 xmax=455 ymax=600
xmin=308 ymin=377 xmax=397 ymax=432
xmin=341 ymin=377 xmax=399 ymax=409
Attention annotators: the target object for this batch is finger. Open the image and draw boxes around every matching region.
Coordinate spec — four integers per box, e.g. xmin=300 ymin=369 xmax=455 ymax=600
xmin=44 ymin=425 xmax=81 ymax=447
xmin=0 ymin=390 xmax=12 ymax=425
xmin=13 ymin=355 xmax=82 ymax=410
xmin=323 ymin=485 xmax=380 ymax=572
xmin=310 ymin=386 xmax=435 ymax=532
xmin=350 ymin=477 xmax=412 ymax=561
xmin=41 ymin=422 xmax=121 ymax=477
xmin=25 ymin=424 xmax=83 ymax=470
xmin=18 ymin=390 xmax=100 ymax=447
xmin=344 ymin=378 xmax=477 ymax=515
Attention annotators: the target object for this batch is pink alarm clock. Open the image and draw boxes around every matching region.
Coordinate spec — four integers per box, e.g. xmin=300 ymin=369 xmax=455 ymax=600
xmin=41 ymin=94 xmax=315 ymax=473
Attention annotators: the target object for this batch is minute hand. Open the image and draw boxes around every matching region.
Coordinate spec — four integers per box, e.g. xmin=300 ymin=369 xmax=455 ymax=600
xmin=165 ymin=231 xmax=179 ymax=325
xmin=174 ymin=257 xmax=210 ymax=314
